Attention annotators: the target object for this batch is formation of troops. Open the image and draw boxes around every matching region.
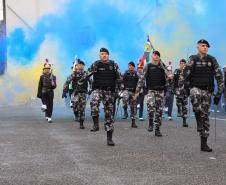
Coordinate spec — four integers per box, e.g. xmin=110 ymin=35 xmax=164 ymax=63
xmin=37 ymin=39 xmax=226 ymax=152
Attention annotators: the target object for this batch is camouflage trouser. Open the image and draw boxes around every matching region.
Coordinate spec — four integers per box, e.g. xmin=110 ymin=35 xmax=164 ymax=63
xmin=71 ymin=93 xmax=87 ymax=121
xmin=190 ymin=87 xmax=211 ymax=137
xmin=146 ymin=90 xmax=164 ymax=127
xmin=175 ymin=88 xmax=188 ymax=118
xmin=122 ymin=90 xmax=137 ymax=119
xmin=90 ymin=89 xmax=115 ymax=132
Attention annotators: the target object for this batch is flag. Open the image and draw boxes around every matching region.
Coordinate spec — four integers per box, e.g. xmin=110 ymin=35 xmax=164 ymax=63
xmin=138 ymin=35 xmax=154 ymax=68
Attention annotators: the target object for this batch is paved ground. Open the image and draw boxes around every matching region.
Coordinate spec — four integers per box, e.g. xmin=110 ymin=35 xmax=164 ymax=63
xmin=0 ymin=101 xmax=226 ymax=185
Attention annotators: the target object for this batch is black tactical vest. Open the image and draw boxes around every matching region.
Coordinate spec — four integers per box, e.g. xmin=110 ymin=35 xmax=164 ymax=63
xmin=146 ymin=63 xmax=166 ymax=91
xmin=73 ymin=71 xmax=88 ymax=93
xmin=190 ymin=55 xmax=214 ymax=91
xmin=123 ymin=70 xmax=138 ymax=92
xmin=93 ymin=60 xmax=117 ymax=91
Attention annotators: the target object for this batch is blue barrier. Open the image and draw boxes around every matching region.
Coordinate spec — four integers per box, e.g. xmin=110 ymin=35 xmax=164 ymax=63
xmin=0 ymin=20 xmax=6 ymax=75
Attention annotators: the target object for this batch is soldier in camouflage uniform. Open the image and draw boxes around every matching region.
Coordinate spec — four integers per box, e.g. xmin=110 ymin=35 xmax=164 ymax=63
xmin=67 ymin=64 xmax=79 ymax=120
xmin=78 ymin=48 xmax=120 ymax=146
xmin=62 ymin=60 xmax=91 ymax=129
xmin=121 ymin=61 xmax=139 ymax=128
xmin=173 ymin=59 xmax=189 ymax=127
xmin=136 ymin=51 xmax=171 ymax=137
xmin=182 ymin=39 xmax=224 ymax=152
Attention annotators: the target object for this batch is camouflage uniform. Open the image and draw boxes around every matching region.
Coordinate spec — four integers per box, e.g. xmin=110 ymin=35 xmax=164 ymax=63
xmin=121 ymin=70 xmax=139 ymax=121
xmin=67 ymin=75 xmax=74 ymax=98
xmin=173 ymin=68 xmax=188 ymax=118
xmin=190 ymin=87 xmax=211 ymax=135
xmin=90 ymin=89 xmax=115 ymax=131
xmin=121 ymin=90 xmax=137 ymax=119
xmin=146 ymin=90 xmax=165 ymax=127
xmin=63 ymin=71 xmax=90 ymax=123
xmin=136 ymin=61 xmax=167 ymax=136
xmin=79 ymin=60 xmax=120 ymax=132
xmin=71 ymin=92 xmax=86 ymax=122
xmin=182 ymin=54 xmax=224 ymax=138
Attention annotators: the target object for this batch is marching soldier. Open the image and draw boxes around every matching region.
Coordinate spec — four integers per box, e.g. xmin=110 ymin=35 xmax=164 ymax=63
xmin=136 ymin=51 xmax=170 ymax=136
xmin=182 ymin=39 xmax=224 ymax=152
xmin=121 ymin=61 xmax=139 ymax=128
xmin=62 ymin=59 xmax=91 ymax=129
xmin=37 ymin=60 xmax=57 ymax=123
xmin=173 ymin=59 xmax=189 ymax=127
xmin=78 ymin=48 xmax=121 ymax=146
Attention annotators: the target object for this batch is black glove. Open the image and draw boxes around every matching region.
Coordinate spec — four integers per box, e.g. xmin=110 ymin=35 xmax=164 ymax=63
xmin=62 ymin=92 xmax=67 ymax=98
xmin=213 ymin=96 xmax=220 ymax=105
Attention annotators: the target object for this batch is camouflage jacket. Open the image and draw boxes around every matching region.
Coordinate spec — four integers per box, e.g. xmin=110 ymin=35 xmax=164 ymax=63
xmin=182 ymin=54 xmax=224 ymax=97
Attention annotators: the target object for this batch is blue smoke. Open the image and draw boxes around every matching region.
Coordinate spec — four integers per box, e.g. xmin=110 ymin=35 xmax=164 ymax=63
xmin=7 ymin=0 xmax=158 ymax=69
xmin=6 ymin=0 xmax=226 ymax=69
xmin=8 ymin=28 xmax=44 ymax=65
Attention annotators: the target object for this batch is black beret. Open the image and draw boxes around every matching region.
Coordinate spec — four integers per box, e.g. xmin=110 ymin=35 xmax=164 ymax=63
xmin=197 ymin=39 xmax=210 ymax=48
xmin=77 ymin=59 xmax=85 ymax=66
xmin=100 ymin=47 xmax=109 ymax=55
xmin=152 ymin=50 xmax=161 ymax=57
xmin=180 ymin=59 xmax=186 ymax=64
xmin=128 ymin=61 xmax=135 ymax=67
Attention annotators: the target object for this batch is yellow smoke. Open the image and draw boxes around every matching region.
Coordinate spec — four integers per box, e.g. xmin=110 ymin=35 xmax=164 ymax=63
xmin=144 ymin=2 xmax=194 ymax=68
xmin=0 ymin=60 xmax=63 ymax=106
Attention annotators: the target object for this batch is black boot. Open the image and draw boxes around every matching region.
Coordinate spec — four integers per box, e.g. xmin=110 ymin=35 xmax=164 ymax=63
xmin=148 ymin=119 xmax=153 ymax=132
xmin=177 ymin=107 xmax=181 ymax=117
xmin=74 ymin=112 xmax=79 ymax=122
xmin=155 ymin=126 xmax=162 ymax=137
xmin=131 ymin=119 xmax=138 ymax=128
xmin=107 ymin=131 xmax=115 ymax=146
xmin=182 ymin=117 xmax=188 ymax=127
xmin=195 ymin=112 xmax=203 ymax=132
xmin=80 ymin=120 xmax=85 ymax=129
xmin=122 ymin=107 xmax=128 ymax=119
xmin=90 ymin=116 xmax=99 ymax=132
xmin=201 ymin=136 xmax=212 ymax=152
